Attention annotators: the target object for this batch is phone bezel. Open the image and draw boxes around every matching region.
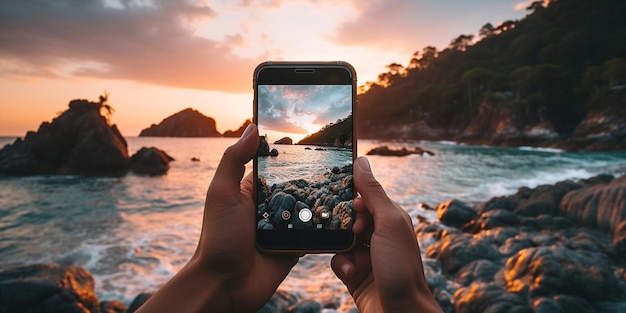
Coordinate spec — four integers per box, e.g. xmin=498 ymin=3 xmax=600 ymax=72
xmin=253 ymin=61 xmax=357 ymax=253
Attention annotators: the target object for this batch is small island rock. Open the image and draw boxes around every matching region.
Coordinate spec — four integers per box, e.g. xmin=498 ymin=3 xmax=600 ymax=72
xmin=274 ymin=137 xmax=293 ymax=145
xmin=366 ymin=145 xmax=435 ymax=157
xmin=139 ymin=108 xmax=221 ymax=137
xmin=130 ymin=146 xmax=175 ymax=175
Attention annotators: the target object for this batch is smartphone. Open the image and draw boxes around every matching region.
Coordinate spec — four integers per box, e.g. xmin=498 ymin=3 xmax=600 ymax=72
xmin=253 ymin=61 xmax=357 ymax=253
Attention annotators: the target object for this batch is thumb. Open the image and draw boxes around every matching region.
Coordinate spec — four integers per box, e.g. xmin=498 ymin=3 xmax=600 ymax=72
xmin=207 ymin=124 xmax=259 ymax=205
xmin=354 ymin=157 xmax=391 ymax=219
xmin=331 ymin=254 xmax=355 ymax=285
xmin=331 ymin=248 xmax=372 ymax=295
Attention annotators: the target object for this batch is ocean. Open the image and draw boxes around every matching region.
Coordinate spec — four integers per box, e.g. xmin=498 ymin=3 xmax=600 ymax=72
xmin=1 ymin=136 xmax=625 ymax=311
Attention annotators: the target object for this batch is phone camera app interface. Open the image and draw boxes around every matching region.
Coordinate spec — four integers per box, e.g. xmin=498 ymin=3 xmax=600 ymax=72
xmin=256 ymin=85 xmax=353 ymax=231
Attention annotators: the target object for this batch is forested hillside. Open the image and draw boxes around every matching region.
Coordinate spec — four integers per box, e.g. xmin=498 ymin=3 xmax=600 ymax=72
xmin=358 ymin=0 xmax=626 ymax=151
xmin=298 ymin=115 xmax=353 ymax=148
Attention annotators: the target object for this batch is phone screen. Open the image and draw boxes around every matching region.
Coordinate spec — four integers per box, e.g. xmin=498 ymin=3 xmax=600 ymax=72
xmin=254 ymin=62 xmax=356 ymax=252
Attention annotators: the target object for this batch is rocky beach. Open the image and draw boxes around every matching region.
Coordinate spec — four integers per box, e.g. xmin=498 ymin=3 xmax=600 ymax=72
xmin=3 ymin=171 xmax=625 ymax=312
xmin=257 ymin=164 xmax=354 ymax=231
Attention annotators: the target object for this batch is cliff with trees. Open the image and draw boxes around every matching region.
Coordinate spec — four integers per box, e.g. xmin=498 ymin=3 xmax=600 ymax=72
xmin=358 ymin=0 xmax=626 ymax=151
xmin=298 ymin=115 xmax=353 ymax=148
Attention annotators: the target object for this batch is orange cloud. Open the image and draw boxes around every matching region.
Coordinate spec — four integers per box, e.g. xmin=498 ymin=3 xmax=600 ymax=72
xmin=0 ymin=0 xmax=260 ymax=93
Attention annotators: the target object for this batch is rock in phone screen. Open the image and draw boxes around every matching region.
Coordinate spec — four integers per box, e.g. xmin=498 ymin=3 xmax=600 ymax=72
xmin=256 ymin=85 xmax=353 ymax=231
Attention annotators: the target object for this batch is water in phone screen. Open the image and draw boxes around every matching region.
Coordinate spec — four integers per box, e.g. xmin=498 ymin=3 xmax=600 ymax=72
xmin=256 ymin=84 xmax=354 ymax=231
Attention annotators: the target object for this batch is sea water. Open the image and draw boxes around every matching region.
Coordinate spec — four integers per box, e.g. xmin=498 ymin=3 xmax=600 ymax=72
xmin=1 ymin=137 xmax=625 ymax=310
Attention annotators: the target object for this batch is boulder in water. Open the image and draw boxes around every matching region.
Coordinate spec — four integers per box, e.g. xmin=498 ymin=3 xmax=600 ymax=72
xmin=130 ymin=147 xmax=175 ymax=175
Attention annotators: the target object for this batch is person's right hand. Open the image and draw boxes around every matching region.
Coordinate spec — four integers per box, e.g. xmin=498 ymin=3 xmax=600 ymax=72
xmin=331 ymin=157 xmax=443 ymax=313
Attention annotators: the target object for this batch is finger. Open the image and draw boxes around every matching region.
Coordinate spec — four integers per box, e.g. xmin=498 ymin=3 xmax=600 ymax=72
xmin=331 ymin=248 xmax=372 ymax=295
xmin=207 ymin=124 xmax=259 ymax=206
xmin=354 ymin=157 xmax=406 ymax=223
xmin=352 ymin=198 xmax=373 ymax=235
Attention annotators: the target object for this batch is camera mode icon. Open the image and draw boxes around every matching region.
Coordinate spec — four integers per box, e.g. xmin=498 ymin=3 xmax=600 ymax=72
xmin=320 ymin=209 xmax=331 ymax=219
xmin=281 ymin=210 xmax=291 ymax=220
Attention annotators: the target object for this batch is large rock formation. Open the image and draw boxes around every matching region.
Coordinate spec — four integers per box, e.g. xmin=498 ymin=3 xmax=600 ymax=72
xmin=563 ymin=110 xmax=626 ymax=151
xmin=257 ymin=136 xmax=278 ymax=157
xmin=0 ymin=99 xmax=130 ymax=176
xmin=462 ymin=101 xmax=560 ymax=148
xmin=139 ymin=108 xmax=221 ymax=137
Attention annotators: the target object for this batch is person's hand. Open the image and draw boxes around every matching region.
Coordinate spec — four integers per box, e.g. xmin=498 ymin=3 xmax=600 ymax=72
xmin=331 ymin=157 xmax=443 ymax=313
xmin=137 ymin=124 xmax=299 ymax=313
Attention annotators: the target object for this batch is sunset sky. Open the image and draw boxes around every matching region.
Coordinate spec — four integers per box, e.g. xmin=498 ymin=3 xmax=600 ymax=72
xmin=0 ymin=0 xmax=532 ymax=137
xmin=258 ymin=84 xmax=351 ymax=143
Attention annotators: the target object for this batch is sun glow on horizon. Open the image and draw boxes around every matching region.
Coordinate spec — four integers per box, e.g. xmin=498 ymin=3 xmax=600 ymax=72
xmin=0 ymin=1 xmax=528 ymax=136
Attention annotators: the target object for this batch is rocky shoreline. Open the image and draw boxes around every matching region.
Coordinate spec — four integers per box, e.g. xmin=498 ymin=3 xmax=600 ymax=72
xmin=257 ymin=164 xmax=354 ymax=230
xmin=3 ymin=173 xmax=625 ymax=312
xmin=420 ymin=174 xmax=626 ymax=313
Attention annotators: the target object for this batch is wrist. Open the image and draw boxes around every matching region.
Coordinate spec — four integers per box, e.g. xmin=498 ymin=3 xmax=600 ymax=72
xmin=136 ymin=258 xmax=233 ymax=313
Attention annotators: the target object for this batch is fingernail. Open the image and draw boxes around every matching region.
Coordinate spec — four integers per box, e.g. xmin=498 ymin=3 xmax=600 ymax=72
xmin=341 ymin=263 xmax=351 ymax=278
xmin=241 ymin=123 xmax=255 ymax=140
xmin=358 ymin=157 xmax=371 ymax=172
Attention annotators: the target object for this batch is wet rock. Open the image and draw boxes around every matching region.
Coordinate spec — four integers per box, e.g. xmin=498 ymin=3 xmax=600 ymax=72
xmin=594 ymin=301 xmax=626 ymax=312
xmin=100 ymin=300 xmax=127 ymax=313
xmin=423 ymin=262 xmax=447 ymax=292
xmin=453 ymin=283 xmax=531 ymax=313
xmin=130 ymin=146 xmax=174 ymax=175
xmin=258 ymin=290 xmax=299 ymax=313
xmin=614 ymin=221 xmax=626 ymax=258
xmin=126 ymin=293 xmax=152 ymax=313
xmin=464 ymin=209 xmax=519 ymax=232
xmin=536 ymin=214 xmax=574 ymax=231
xmin=437 ymin=199 xmax=478 ymax=228
xmin=499 ymin=237 xmax=533 ymax=257
xmin=560 ymin=175 xmax=626 ymax=234
xmin=257 ymin=176 xmax=272 ymax=205
xmin=515 ymin=199 xmax=558 ymax=217
xmin=474 ymin=227 xmax=521 ymax=245
xmin=426 ymin=233 xmax=500 ymax=275
xmin=563 ymin=229 xmax=612 ymax=253
xmin=478 ymin=196 xmax=519 ymax=214
xmin=531 ymin=295 xmax=596 ymax=313
xmin=268 ymin=192 xmax=296 ymax=225
xmin=0 ymin=99 xmax=130 ymax=176
xmin=504 ymin=247 xmax=621 ymax=302
xmin=288 ymin=300 xmax=322 ymax=313
xmin=0 ymin=263 xmax=100 ymax=313
xmin=331 ymin=201 xmax=353 ymax=230
xmin=454 ymin=259 xmax=501 ymax=286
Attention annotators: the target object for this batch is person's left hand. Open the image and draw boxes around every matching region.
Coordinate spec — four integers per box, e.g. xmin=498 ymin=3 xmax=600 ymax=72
xmin=137 ymin=124 xmax=299 ymax=313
